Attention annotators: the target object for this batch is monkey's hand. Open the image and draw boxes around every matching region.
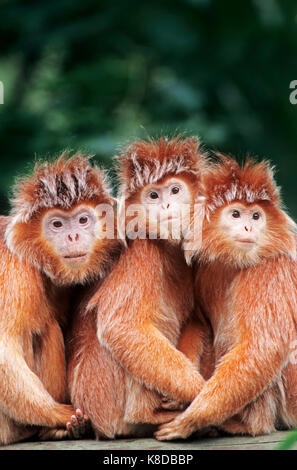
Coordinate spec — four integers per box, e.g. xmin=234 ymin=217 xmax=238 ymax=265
xmin=66 ymin=409 xmax=92 ymax=439
xmin=154 ymin=412 xmax=196 ymax=441
xmin=160 ymin=397 xmax=188 ymax=411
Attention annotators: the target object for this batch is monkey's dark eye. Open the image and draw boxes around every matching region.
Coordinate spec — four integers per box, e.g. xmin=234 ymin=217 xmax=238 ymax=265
xmin=252 ymin=212 xmax=260 ymax=220
xmin=149 ymin=192 xmax=159 ymax=199
xmin=171 ymin=186 xmax=180 ymax=195
xmin=232 ymin=210 xmax=240 ymax=218
xmin=79 ymin=216 xmax=88 ymax=225
xmin=53 ymin=220 xmax=63 ymax=228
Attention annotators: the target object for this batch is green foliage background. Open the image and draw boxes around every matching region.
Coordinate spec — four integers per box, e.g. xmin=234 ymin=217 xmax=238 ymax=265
xmin=0 ymin=0 xmax=296 ymax=216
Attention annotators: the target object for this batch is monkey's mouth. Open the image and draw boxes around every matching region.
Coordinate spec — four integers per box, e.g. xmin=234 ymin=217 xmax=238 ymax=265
xmin=63 ymin=253 xmax=88 ymax=260
xmin=235 ymin=239 xmax=256 ymax=245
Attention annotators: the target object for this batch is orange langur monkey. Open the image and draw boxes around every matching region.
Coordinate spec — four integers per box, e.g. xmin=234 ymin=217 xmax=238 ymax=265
xmin=67 ymin=136 xmax=211 ymax=439
xmin=0 ymin=153 xmax=120 ymax=445
xmin=156 ymin=156 xmax=297 ymax=441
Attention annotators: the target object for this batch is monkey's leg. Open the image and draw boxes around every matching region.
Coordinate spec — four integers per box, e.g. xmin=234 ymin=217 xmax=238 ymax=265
xmin=68 ymin=338 xmax=135 ymax=439
xmin=278 ymin=361 xmax=297 ymax=428
xmin=0 ymin=340 xmax=74 ymax=431
xmin=34 ymin=320 xmax=89 ymax=441
xmin=35 ymin=320 xmax=68 ymax=403
xmin=218 ymin=388 xmax=277 ymax=436
xmin=0 ymin=411 xmax=38 ymax=446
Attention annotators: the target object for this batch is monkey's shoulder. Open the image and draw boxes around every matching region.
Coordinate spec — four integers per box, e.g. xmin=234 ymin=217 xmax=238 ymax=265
xmin=0 ymin=216 xmax=42 ymax=283
xmin=242 ymin=252 xmax=295 ymax=280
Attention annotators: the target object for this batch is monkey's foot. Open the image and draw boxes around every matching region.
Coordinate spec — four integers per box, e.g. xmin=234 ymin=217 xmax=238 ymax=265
xmin=66 ymin=409 xmax=91 ymax=439
xmin=154 ymin=414 xmax=197 ymax=441
xmin=39 ymin=409 xmax=91 ymax=441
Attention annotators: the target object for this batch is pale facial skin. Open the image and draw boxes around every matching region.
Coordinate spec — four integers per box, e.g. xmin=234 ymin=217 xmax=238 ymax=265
xmin=42 ymin=204 xmax=99 ymax=267
xmin=140 ymin=177 xmax=193 ymax=239
xmin=219 ymin=202 xmax=267 ymax=250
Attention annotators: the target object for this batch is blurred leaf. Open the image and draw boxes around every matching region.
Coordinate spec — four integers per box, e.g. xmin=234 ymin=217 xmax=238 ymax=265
xmin=276 ymin=429 xmax=297 ymax=450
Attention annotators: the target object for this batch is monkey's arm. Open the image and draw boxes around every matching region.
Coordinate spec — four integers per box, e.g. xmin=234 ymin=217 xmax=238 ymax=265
xmin=0 ymin=339 xmax=73 ymax=427
xmin=160 ymin=314 xmax=213 ymax=411
xmin=0 ymin=251 xmax=73 ymax=427
xmin=155 ymin=262 xmax=295 ymax=440
xmin=99 ymin=319 xmax=205 ymax=403
xmin=155 ymin=337 xmax=289 ymax=440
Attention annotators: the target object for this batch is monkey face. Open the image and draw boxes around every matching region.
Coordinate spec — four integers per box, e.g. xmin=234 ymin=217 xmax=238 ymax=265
xmin=42 ymin=203 xmax=101 ymax=268
xmin=139 ymin=176 xmax=193 ymax=240
xmin=219 ymin=202 xmax=267 ymax=251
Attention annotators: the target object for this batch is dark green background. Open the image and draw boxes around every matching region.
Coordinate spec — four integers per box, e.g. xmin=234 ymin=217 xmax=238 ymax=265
xmin=0 ymin=0 xmax=296 ymax=216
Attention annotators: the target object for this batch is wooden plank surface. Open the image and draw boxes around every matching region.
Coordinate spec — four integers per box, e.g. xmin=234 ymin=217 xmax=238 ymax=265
xmin=1 ymin=430 xmax=296 ymax=450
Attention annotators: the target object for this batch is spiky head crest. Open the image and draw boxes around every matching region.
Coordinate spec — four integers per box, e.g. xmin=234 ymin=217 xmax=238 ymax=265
xmin=202 ymin=155 xmax=280 ymax=215
xmin=10 ymin=151 xmax=113 ymax=222
xmin=115 ymin=135 xmax=207 ymax=199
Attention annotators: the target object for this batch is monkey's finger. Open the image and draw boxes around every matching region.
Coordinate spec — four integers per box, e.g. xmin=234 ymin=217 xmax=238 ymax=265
xmin=155 ymin=417 xmax=196 ymax=441
xmin=68 ymin=415 xmax=81 ymax=439
xmin=75 ymin=409 xmax=85 ymax=429
xmin=84 ymin=414 xmax=91 ymax=428
xmin=76 ymin=410 xmax=88 ymax=436
xmin=83 ymin=414 xmax=92 ymax=434
xmin=154 ymin=424 xmax=185 ymax=441
xmin=71 ymin=414 xmax=79 ymax=426
xmin=66 ymin=421 xmax=75 ymax=439
xmin=75 ymin=408 xmax=83 ymax=419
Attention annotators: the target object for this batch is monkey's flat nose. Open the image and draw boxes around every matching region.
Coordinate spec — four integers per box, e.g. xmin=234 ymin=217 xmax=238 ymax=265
xmin=68 ymin=233 xmax=79 ymax=242
xmin=161 ymin=203 xmax=170 ymax=210
xmin=244 ymin=226 xmax=252 ymax=232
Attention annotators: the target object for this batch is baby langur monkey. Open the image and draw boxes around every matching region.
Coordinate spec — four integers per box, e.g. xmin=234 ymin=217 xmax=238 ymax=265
xmin=156 ymin=156 xmax=297 ymax=440
xmin=67 ymin=136 xmax=211 ymax=439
